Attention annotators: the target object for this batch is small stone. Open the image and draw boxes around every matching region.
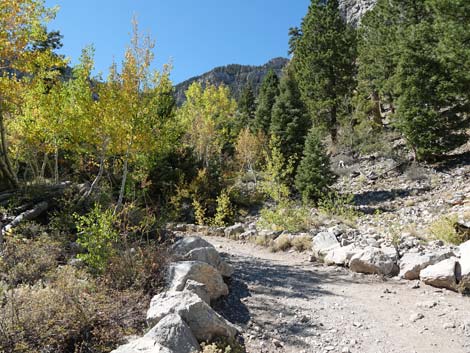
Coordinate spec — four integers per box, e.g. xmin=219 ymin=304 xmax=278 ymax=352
xmin=443 ymin=322 xmax=456 ymax=329
xmin=410 ymin=312 xmax=424 ymax=322
xmin=342 ymin=347 xmax=351 ymax=353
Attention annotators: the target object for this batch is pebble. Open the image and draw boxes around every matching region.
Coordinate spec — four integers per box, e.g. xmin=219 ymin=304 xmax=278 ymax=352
xmin=410 ymin=313 xmax=424 ymax=322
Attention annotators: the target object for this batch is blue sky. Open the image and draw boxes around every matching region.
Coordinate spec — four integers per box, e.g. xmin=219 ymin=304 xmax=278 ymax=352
xmin=44 ymin=0 xmax=310 ymax=84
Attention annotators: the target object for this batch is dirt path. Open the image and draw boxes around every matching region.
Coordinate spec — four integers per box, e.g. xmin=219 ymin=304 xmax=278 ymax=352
xmin=204 ymin=236 xmax=470 ymax=353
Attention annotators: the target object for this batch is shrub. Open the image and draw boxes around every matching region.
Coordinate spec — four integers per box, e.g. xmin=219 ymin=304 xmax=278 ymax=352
xmin=318 ymin=191 xmax=358 ymax=223
xmin=291 ymin=235 xmax=312 ymax=252
xmin=75 ymin=204 xmax=119 ymax=274
xmin=0 ymin=266 xmax=147 ymax=353
xmin=258 ymin=200 xmax=314 ymax=233
xmin=104 ymin=244 xmax=169 ymax=294
xmin=211 ymin=190 xmax=234 ymax=227
xmin=428 ymin=215 xmax=468 ymax=245
xmin=270 ymin=233 xmax=292 ymax=252
xmin=201 ymin=338 xmax=245 ymax=353
xmin=0 ymin=234 xmax=63 ymax=286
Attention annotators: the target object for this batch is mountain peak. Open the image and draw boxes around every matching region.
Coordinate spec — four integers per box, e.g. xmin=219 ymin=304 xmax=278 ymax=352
xmin=174 ymin=57 xmax=289 ymax=105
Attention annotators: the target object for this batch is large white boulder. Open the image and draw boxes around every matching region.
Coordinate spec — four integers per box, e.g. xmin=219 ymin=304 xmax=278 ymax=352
xmin=168 ymin=261 xmax=228 ymax=301
xmin=399 ymin=250 xmax=454 ymax=280
xmin=349 ymin=247 xmax=399 ymax=276
xmin=145 ymin=314 xmax=200 ymax=353
xmin=111 ymin=337 xmax=173 ymax=353
xmin=146 ymin=290 xmax=237 ymax=342
xmin=312 ymin=231 xmax=340 ymax=258
xmin=183 ymin=280 xmax=210 ymax=304
xmin=420 ymin=257 xmax=458 ymax=290
xmin=183 ymin=246 xmax=234 ymax=277
xmin=173 ymin=237 xmax=214 ymax=256
xmin=324 ymin=245 xmax=358 ymax=266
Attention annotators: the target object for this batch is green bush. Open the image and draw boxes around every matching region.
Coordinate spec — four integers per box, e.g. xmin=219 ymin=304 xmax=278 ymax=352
xmin=211 ymin=190 xmax=234 ymax=227
xmin=318 ymin=191 xmax=358 ymax=223
xmin=428 ymin=215 xmax=468 ymax=245
xmin=75 ymin=204 xmax=119 ymax=274
xmin=258 ymin=200 xmax=314 ymax=233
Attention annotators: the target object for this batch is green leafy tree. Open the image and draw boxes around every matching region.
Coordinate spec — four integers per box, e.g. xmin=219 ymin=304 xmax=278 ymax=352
xmin=252 ymin=69 xmax=279 ymax=135
xmin=270 ymin=68 xmax=311 ymax=164
xmin=295 ymin=128 xmax=336 ymax=201
xmin=292 ymin=0 xmax=357 ymax=144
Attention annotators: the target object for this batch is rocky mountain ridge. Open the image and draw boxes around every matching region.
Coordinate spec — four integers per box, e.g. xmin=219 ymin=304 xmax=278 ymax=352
xmin=174 ymin=57 xmax=289 ymax=105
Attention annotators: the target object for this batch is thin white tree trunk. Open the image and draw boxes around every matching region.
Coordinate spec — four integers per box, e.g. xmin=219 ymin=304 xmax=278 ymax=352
xmin=40 ymin=153 xmax=48 ymax=180
xmin=116 ymin=150 xmax=129 ymax=212
xmin=85 ymin=141 xmax=108 ymax=198
xmin=54 ymin=146 xmax=59 ymax=184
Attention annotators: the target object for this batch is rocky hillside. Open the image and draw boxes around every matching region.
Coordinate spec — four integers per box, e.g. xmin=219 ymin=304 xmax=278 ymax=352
xmin=174 ymin=57 xmax=289 ymax=105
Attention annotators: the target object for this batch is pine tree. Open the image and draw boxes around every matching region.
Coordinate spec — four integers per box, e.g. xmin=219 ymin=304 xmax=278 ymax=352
xmin=236 ymin=84 xmax=256 ymax=131
xmin=357 ymin=0 xmax=429 ymax=123
xmin=394 ymin=17 xmax=469 ymax=160
xmin=292 ymin=0 xmax=356 ymax=144
xmin=295 ymin=128 xmax=336 ymax=201
xmin=252 ymin=69 xmax=279 ymax=135
xmin=270 ymin=68 xmax=311 ymax=163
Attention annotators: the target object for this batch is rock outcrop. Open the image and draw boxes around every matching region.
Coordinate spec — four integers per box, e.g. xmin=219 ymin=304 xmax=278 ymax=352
xmin=339 ymin=0 xmax=377 ymax=26
xmin=112 ymin=236 xmax=237 ymax=353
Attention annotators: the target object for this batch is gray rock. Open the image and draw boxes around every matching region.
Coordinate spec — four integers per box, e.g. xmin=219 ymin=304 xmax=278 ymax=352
xmin=173 ymin=237 xmax=214 ymax=256
xmin=111 ymin=337 xmax=173 ymax=353
xmin=349 ymin=247 xmax=399 ymax=276
xmin=224 ymin=223 xmax=245 ymax=238
xmin=399 ymin=250 xmax=454 ymax=280
xmin=420 ymin=257 xmax=458 ymax=290
xmin=324 ymin=245 xmax=358 ymax=266
xmin=168 ymin=261 xmax=228 ymax=301
xmin=183 ymin=280 xmax=210 ymax=304
xmin=312 ymin=231 xmax=340 ymax=258
xmin=146 ymin=291 xmax=237 ymax=342
xmin=183 ymin=246 xmax=233 ymax=277
xmin=145 ymin=314 xmax=200 ymax=353
xmin=458 ymin=240 xmax=470 ymax=292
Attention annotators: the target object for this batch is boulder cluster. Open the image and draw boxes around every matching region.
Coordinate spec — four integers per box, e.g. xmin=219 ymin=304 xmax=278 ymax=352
xmin=112 ymin=237 xmax=237 ymax=353
xmin=312 ymin=225 xmax=470 ymax=292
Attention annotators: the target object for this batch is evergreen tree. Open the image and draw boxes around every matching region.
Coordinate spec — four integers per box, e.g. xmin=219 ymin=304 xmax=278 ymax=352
xmin=295 ymin=128 xmax=336 ymax=201
xmin=270 ymin=68 xmax=311 ymax=163
xmin=292 ymin=0 xmax=356 ymax=144
xmin=236 ymin=84 xmax=256 ymax=131
xmin=394 ymin=17 xmax=469 ymax=160
xmin=252 ymin=69 xmax=279 ymax=135
xmin=357 ymin=0 xmax=429 ymax=123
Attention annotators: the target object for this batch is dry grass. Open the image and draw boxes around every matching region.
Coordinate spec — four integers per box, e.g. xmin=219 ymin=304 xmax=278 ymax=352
xmin=291 ymin=235 xmax=312 ymax=252
xmin=270 ymin=234 xmax=292 ymax=253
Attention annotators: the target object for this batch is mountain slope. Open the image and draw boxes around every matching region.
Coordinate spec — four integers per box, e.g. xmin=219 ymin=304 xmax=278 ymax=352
xmin=174 ymin=57 xmax=289 ymax=105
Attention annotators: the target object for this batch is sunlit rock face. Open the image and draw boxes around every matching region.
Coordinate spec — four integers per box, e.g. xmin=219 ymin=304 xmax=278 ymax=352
xmin=339 ymin=0 xmax=377 ymax=26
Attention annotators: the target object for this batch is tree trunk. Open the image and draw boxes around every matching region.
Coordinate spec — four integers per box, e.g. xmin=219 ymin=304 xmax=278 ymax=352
xmin=116 ymin=150 xmax=129 ymax=212
xmin=85 ymin=142 xmax=108 ymax=198
xmin=330 ymin=105 xmax=338 ymax=145
xmin=371 ymin=91 xmax=383 ymax=127
xmin=0 ymin=110 xmax=18 ymax=189
xmin=54 ymin=146 xmax=59 ymax=184
xmin=40 ymin=153 xmax=48 ymax=180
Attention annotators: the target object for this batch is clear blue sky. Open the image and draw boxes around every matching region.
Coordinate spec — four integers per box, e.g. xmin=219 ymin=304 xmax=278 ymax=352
xmin=44 ymin=0 xmax=310 ymax=84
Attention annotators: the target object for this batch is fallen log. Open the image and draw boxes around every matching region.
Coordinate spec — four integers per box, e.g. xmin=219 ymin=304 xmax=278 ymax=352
xmin=3 ymin=201 xmax=49 ymax=233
